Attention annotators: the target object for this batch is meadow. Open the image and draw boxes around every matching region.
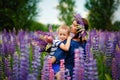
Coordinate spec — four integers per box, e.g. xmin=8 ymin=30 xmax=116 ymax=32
xmin=0 ymin=29 xmax=120 ymax=80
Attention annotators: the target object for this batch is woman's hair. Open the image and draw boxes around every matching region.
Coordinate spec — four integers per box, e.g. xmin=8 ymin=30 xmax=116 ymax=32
xmin=82 ymin=18 xmax=88 ymax=31
xmin=57 ymin=24 xmax=70 ymax=35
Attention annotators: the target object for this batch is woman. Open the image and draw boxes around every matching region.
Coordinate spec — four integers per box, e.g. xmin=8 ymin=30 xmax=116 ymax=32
xmin=53 ymin=14 xmax=89 ymax=79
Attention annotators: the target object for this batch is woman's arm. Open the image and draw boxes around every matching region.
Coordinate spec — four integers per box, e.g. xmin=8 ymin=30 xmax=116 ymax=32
xmin=59 ymin=36 xmax=72 ymax=51
xmin=53 ymin=47 xmax=67 ymax=63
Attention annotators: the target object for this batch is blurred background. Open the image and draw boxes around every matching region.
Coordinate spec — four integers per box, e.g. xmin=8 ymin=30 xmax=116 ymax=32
xmin=0 ymin=1 xmax=120 ymax=80
xmin=0 ymin=0 xmax=120 ymax=32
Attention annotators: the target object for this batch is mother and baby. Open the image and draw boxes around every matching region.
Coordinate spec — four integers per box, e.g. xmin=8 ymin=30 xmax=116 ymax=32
xmin=45 ymin=13 xmax=89 ymax=80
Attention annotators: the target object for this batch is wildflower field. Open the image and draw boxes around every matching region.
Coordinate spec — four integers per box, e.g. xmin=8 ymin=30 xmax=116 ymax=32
xmin=0 ymin=29 xmax=120 ymax=80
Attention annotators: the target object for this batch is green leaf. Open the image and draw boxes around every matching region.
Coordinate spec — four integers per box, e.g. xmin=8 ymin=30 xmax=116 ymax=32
xmin=105 ymin=74 xmax=112 ymax=80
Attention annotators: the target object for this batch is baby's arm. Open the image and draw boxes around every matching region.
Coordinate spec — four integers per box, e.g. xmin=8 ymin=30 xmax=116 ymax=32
xmin=59 ymin=36 xmax=72 ymax=51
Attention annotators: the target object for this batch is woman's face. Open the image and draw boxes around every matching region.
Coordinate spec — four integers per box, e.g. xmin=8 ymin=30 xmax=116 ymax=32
xmin=70 ymin=20 xmax=79 ymax=34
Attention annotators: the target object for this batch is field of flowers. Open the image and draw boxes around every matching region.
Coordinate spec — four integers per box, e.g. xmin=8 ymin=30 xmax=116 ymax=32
xmin=0 ymin=29 xmax=120 ymax=80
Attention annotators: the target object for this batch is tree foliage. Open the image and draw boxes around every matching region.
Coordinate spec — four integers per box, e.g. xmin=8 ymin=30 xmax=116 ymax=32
xmin=0 ymin=0 xmax=40 ymax=31
xmin=85 ymin=0 xmax=120 ymax=31
xmin=113 ymin=21 xmax=120 ymax=31
xmin=27 ymin=20 xmax=47 ymax=31
xmin=57 ymin=0 xmax=76 ymax=26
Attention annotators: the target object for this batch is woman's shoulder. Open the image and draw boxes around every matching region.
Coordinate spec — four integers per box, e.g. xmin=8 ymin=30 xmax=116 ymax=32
xmin=71 ymin=39 xmax=87 ymax=46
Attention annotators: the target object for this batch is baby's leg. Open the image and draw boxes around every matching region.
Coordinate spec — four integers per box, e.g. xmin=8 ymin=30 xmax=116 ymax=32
xmin=55 ymin=71 xmax=61 ymax=80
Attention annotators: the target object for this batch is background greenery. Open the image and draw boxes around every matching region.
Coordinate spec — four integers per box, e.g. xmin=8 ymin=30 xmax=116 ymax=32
xmin=85 ymin=0 xmax=120 ymax=31
xmin=0 ymin=0 xmax=120 ymax=31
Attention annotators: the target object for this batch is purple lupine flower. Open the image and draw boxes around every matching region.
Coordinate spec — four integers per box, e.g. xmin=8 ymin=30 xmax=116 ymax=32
xmin=111 ymin=32 xmax=118 ymax=58
xmin=85 ymin=40 xmax=91 ymax=60
xmin=59 ymin=59 xmax=66 ymax=80
xmin=116 ymin=31 xmax=120 ymax=48
xmin=89 ymin=29 xmax=96 ymax=45
xmin=0 ymin=33 xmax=4 ymax=56
xmin=48 ymin=58 xmax=54 ymax=80
xmin=99 ymin=31 xmax=106 ymax=52
xmin=41 ymin=56 xmax=52 ymax=80
xmin=8 ymin=32 xmax=16 ymax=55
xmin=118 ymin=31 xmax=120 ymax=48
xmin=90 ymin=30 xmax=100 ymax=51
xmin=41 ymin=56 xmax=57 ymax=80
xmin=12 ymin=52 xmax=20 ymax=80
xmin=2 ymin=29 xmax=9 ymax=55
xmin=11 ymin=30 xmax=17 ymax=45
xmin=74 ymin=14 xmax=84 ymax=26
xmin=17 ymin=29 xmax=25 ymax=44
xmin=105 ymin=32 xmax=114 ymax=69
xmin=112 ymin=58 xmax=119 ymax=80
xmin=105 ymin=32 xmax=115 ymax=54
xmin=31 ymin=31 xmax=48 ymax=52
xmin=48 ymin=24 xmax=52 ymax=32
xmin=84 ymin=56 xmax=98 ymax=80
xmin=29 ymin=45 xmax=42 ymax=80
xmin=19 ymin=33 xmax=30 ymax=80
xmin=73 ymin=48 xmax=85 ymax=80
xmin=1 ymin=29 xmax=16 ymax=56
xmin=88 ymin=29 xmax=97 ymax=48
xmin=2 ymin=57 xmax=12 ymax=79
xmin=27 ymin=74 xmax=36 ymax=80
xmin=84 ymin=39 xmax=99 ymax=80
xmin=4 ymin=31 xmax=15 ymax=55
xmin=114 ymin=47 xmax=120 ymax=79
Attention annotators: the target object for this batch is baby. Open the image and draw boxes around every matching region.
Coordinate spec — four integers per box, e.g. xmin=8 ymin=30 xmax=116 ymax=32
xmin=46 ymin=24 xmax=72 ymax=75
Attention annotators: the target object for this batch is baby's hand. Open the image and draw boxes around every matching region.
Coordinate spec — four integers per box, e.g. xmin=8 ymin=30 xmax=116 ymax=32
xmin=67 ymin=36 xmax=72 ymax=40
xmin=44 ymin=35 xmax=53 ymax=43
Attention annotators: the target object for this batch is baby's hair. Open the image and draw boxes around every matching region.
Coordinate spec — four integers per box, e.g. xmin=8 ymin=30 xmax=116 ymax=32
xmin=57 ymin=24 xmax=70 ymax=35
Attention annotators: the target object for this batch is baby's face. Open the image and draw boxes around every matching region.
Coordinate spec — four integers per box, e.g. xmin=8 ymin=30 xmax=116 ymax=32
xmin=58 ymin=29 xmax=69 ymax=41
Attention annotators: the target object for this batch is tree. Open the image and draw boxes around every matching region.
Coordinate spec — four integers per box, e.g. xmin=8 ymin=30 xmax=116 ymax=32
xmin=57 ymin=0 xmax=76 ymax=26
xmin=113 ymin=21 xmax=120 ymax=31
xmin=0 ymin=0 xmax=40 ymax=31
xmin=85 ymin=0 xmax=120 ymax=31
xmin=27 ymin=20 xmax=48 ymax=31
